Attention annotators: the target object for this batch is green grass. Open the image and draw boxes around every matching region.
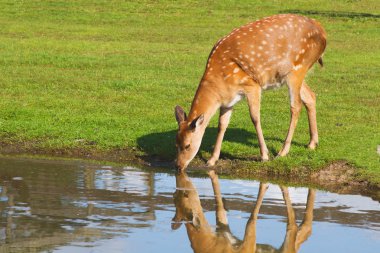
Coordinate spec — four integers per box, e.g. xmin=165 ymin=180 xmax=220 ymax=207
xmin=0 ymin=1 xmax=379 ymax=183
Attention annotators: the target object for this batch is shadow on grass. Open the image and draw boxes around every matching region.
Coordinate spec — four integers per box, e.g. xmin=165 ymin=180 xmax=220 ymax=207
xmin=137 ymin=127 xmax=306 ymax=164
xmin=279 ymin=9 xmax=380 ymax=19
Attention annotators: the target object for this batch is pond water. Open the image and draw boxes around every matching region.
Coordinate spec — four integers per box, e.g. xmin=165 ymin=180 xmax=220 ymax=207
xmin=0 ymin=157 xmax=379 ymax=253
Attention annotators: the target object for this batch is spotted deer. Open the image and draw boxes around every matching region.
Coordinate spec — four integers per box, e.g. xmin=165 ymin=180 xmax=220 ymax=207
xmin=174 ymin=14 xmax=327 ymax=170
xmin=172 ymin=171 xmax=316 ymax=253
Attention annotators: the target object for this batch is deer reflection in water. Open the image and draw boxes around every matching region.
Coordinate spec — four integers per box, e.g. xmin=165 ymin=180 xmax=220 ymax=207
xmin=172 ymin=171 xmax=315 ymax=253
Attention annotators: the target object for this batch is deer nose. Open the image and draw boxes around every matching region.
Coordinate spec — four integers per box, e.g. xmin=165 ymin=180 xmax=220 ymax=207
xmin=175 ymin=161 xmax=186 ymax=171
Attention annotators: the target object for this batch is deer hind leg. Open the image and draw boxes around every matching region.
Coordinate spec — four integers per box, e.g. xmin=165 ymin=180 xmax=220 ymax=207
xmin=207 ymin=107 xmax=233 ymax=166
xmin=246 ymin=84 xmax=269 ymax=161
xmin=278 ymin=73 xmax=304 ymax=157
xmin=301 ymin=82 xmax=318 ymax=149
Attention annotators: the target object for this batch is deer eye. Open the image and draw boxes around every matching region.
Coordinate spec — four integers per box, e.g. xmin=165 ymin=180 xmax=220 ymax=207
xmin=185 ymin=144 xmax=191 ymax=150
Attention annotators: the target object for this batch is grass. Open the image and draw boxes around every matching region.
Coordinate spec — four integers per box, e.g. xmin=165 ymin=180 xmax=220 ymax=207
xmin=0 ymin=1 xmax=379 ymax=183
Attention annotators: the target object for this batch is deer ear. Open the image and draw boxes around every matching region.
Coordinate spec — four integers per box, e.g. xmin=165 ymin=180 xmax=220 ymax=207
xmin=192 ymin=213 xmax=201 ymax=229
xmin=171 ymin=215 xmax=183 ymax=230
xmin=190 ymin=114 xmax=204 ymax=130
xmin=175 ymin=105 xmax=187 ymax=125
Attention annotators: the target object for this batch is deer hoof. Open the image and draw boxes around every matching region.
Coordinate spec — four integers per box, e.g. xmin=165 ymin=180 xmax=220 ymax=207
xmin=308 ymin=142 xmax=318 ymax=150
xmin=261 ymin=154 xmax=269 ymax=162
xmin=277 ymin=150 xmax=288 ymax=157
xmin=207 ymin=157 xmax=217 ymax=167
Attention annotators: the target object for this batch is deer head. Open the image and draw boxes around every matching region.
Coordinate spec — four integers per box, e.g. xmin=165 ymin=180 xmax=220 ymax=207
xmin=174 ymin=105 xmax=205 ymax=170
xmin=171 ymin=172 xmax=203 ymax=230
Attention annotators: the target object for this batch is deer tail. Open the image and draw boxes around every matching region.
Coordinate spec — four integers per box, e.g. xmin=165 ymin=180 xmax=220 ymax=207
xmin=318 ymin=57 xmax=324 ymax=67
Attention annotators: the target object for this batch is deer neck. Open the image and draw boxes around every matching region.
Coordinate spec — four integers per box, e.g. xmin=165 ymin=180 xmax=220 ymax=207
xmin=185 ymin=219 xmax=217 ymax=252
xmin=188 ymin=79 xmax=221 ymax=128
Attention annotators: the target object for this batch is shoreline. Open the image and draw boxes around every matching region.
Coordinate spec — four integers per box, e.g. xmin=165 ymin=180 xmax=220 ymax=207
xmin=0 ymin=141 xmax=378 ymax=201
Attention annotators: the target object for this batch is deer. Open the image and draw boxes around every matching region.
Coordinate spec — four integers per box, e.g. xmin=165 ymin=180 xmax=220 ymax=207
xmin=174 ymin=14 xmax=327 ymax=170
xmin=172 ymin=170 xmax=316 ymax=253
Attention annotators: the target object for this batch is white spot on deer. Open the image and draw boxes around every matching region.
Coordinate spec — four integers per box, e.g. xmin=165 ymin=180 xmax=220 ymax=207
xmin=262 ymin=40 xmax=267 ymax=45
xmin=233 ymin=67 xmax=240 ymax=73
xmin=224 ymin=74 xmax=231 ymax=80
xmin=293 ymin=64 xmax=302 ymax=70
xmin=295 ymin=54 xmax=300 ymax=61
xmin=300 ymin=49 xmax=305 ymax=54
xmin=237 ymin=35 xmax=241 ymax=39
xmin=258 ymin=46 xmax=263 ymax=50
xmin=250 ymin=51 xmax=255 ymax=55
xmin=228 ymin=62 xmax=234 ymax=65
xmin=240 ymin=76 xmax=249 ymax=83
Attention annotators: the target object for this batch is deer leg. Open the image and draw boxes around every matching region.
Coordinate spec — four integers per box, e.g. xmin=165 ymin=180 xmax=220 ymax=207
xmin=207 ymin=107 xmax=233 ymax=166
xmin=301 ymin=82 xmax=318 ymax=149
xmin=280 ymin=186 xmax=297 ymax=227
xmin=208 ymin=170 xmax=229 ymax=228
xmin=279 ymin=186 xmax=298 ymax=253
xmin=295 ymin=188 xmax=316 ymax=251
xmin=246 ymin=85 xmax=269 ymax=161
xmin=278 ymin=74 xmax=304 ymax=157
xmin=241 ymin=182 xmax=268 ymax=252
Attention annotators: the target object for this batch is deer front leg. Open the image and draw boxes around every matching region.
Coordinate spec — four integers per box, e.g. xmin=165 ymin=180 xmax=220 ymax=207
xmin=279 ymin=186 xmax=298 ymax=253
xmin=295 ymin=188 xmax=316 ymax=250
xmin=246 ymin=85 xmax=269 ymax=161
xmin=278 ymin=74 xmax=304 ymax=157
xmin=241 ymin=182 xmax=268 ymax=252
xmin=208 ymin=170 xmax=229 ymax=227
xmin=301 ymin=82 xmax=318 ymax=149
xmin=207 ymin=107 xmax=233 ymax=166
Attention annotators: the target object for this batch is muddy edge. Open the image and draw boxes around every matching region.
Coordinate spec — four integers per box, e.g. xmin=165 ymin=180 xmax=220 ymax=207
xmin=0 ymin=141 xmax=379 ymax=201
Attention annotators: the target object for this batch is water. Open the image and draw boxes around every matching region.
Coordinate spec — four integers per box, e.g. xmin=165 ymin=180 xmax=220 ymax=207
xmin=0 ymin=157 xmax=379 ymax=253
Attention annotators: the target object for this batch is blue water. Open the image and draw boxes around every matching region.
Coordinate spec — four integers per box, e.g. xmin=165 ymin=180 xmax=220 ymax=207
xmin=0 ymin=157 xmax=378 ymax=252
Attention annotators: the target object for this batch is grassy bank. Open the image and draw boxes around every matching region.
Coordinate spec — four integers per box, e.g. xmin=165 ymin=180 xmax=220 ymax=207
xmin=0 ymin=1 xmax=379 ymax=183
